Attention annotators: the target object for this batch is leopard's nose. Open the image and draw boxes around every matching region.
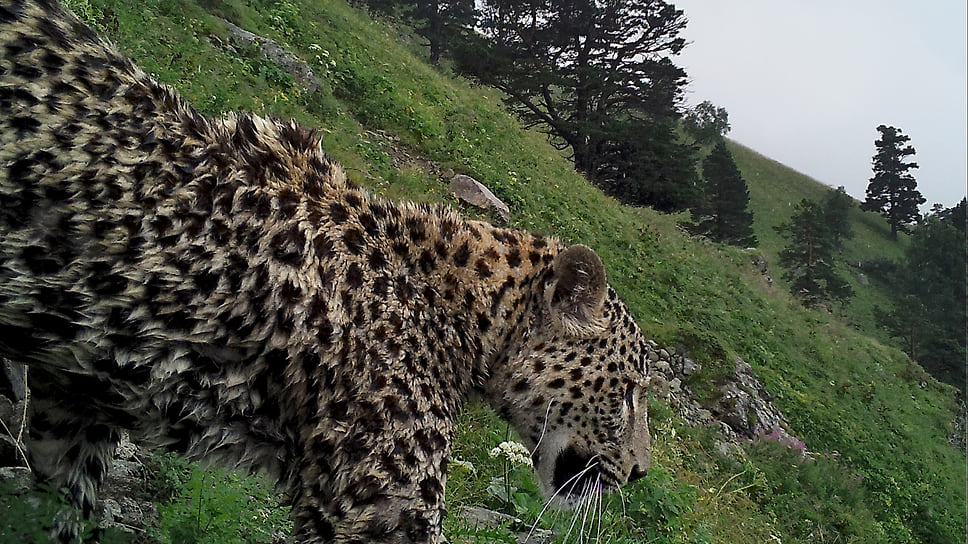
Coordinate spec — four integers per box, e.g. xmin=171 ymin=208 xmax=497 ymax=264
xmin=628 ymin=463 xmax=647 ymax=483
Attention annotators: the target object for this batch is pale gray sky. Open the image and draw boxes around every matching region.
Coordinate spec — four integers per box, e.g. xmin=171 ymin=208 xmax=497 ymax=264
xmin=673 ymin=0 xmax=967 ymax=210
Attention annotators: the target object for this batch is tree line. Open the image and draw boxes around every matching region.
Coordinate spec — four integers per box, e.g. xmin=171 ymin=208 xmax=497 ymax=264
xmin=872 ymin=198 xmax=966 ymax=392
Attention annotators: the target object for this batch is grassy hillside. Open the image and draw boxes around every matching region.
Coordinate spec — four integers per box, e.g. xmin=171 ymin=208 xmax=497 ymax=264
xmin=16 ymin=0 xmax=965 ymax=542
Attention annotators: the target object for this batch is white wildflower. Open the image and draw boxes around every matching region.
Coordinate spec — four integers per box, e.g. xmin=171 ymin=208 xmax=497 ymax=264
xmin=489 ymin=441 xmax=533 ymax=468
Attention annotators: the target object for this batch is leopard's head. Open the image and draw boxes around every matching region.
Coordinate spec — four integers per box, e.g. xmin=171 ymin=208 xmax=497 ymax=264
xmin=485 ymin=244 xmax=651 ymax=504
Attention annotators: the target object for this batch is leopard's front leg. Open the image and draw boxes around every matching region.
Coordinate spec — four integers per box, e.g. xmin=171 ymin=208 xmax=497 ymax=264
xmin=286 ymin=403 xmax=453 ymax=544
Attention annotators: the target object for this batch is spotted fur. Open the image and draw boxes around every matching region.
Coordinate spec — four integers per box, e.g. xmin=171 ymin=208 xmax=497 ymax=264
xmin=0 ymin=0 xmax=651 ymax=542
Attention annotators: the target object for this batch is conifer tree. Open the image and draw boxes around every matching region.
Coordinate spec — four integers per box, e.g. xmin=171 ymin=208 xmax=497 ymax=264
xmin=861 ymin=125 xmax=925 ymax=239
xmin=683 ymin=100 xmax=730 ymax=144
xmin=691 ymin=140 xmax=756 ymax=246
xmin=451 ymin=0 xmax=696 ymax=210
xmin=775 ymin=199 xmax=853 ymax=307
xmin=361 ymin=0 xmax=476 ymax=63
xmin=877 ymin=204 xmax=967 ymax=391
xmin=823 ymin=186 xmax=855 ymax=251
xmin=935 ymin=197 xmax=966 ymax=233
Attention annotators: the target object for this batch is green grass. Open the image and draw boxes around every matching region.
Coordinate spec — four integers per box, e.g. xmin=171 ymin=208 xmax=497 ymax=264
xmin=18 ymin=0 xmax=966 ymax=542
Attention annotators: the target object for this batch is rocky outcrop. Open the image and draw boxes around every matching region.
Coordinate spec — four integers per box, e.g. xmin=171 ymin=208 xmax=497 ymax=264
xmin=0 ymin=358 xmax=28 ymax=470
xmin=645 ymin=342 xmax=800 ymax=449
xmin=95 ymin=433 xmax=158 ymax=536
xmin=747 ymin=249 xmax=774 ymax=286
xmin=950 ymin=400 xmax=966 ymax=450
xmin=458 ymin=506 xmax=554 ymax=544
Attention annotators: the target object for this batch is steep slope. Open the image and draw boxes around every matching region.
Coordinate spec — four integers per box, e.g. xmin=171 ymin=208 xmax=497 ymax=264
xmin=19 ymin=0 xmax=967 ymax=542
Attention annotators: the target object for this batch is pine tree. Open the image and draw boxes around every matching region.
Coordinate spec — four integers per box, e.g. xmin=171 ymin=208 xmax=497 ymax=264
xmin=775 ymin=199 xmax=853 ymax=307
xmin=452 ymin=0 xmax=696 ymax=210
xmin=691 ymin=140 xmax=756 ymax=246
xmin=861 ymin=125 xmax=925 ymax=239
xmin=823 ymin=186 xmax=855 ymax=251
xmin=878 ymin=208 xmax=967 ymax=391
xmin=595 ymin=117 xmax=700 ymax=212
xmin=935 ymin=197 xmax=966 ymax=233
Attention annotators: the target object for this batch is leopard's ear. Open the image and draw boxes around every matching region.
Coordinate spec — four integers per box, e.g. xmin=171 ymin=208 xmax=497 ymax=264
xmin=544 ymin=244 xmax=607 ymax=337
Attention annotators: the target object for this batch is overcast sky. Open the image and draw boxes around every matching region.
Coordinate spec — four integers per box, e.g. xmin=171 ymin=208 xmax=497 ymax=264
xmin=672 ymin=0 xmax=967 ymax=210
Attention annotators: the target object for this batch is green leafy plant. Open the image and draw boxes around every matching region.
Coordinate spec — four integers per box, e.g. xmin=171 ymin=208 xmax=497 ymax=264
xmin=147 ymin=453 xmax=290 ymax=544
xmin=486 ymin=440 xmax=535 ymax=517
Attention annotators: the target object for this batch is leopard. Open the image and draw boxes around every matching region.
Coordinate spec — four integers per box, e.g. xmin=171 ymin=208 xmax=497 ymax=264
xmin=0 ymin=0 xmax=652 ymax=542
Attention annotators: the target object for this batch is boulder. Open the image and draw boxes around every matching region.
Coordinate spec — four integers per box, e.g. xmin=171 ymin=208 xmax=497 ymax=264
xmin=680 ymin=357 xmax=700 ymax=376
xmin=710 ymin=356 xmax=793 ymax=441
xmin=449 ymin=174 xmax=510 ymax=220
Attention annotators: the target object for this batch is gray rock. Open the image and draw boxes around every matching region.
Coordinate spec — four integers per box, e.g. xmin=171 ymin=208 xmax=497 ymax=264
xmin=220 ymin=20 xmax=321 ymax=94
xmin=97 ymin=498 xmax=122 ymax=523
xmin=449 ymin=174 xmax=510 ymax=220
xmin=0 ymin=466 xmax=33 ymax=494
xmin=714 ymin=439 xmax=744 ymax=461
xmin=114 ymin=431 xmax=139 ymax=461
xmin=707 ymin=356 xmax=792 ymax=440
xmin=0 ymin=396 xmax=19 ymax=432
xmin=680 ymin=357 xmax=700 ymax=376
xmin=459 ymin=505 xmax=554 ymax=544
xmin=649 ymin=375 xmax=670 ymax=399
xmin=748 ymin=252 xmax=775 ymax=285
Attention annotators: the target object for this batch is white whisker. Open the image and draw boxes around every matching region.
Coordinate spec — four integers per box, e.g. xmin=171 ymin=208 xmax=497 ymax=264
xmin=562 ymin=479 xmax=590 ymax=543
xmin=580 ymin=478 xmax=596 ymax=543
xmin=576 ymin=487 xmax=590 ymax=542
xmin=530 ymin=399 xmax=556 ymax=457
xmin=525 ymin=459 xmax=601 ymax=543
xmin=591 ymin=475 xmax=604 ymax=543
xmin=617 ymin=485 xmax=628 ymax=517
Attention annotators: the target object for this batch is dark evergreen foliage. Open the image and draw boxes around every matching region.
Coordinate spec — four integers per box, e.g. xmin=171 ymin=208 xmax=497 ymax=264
xmin=594 ymin=117 xmax=700 ymax=212
xmin=822 ymin=186 xmax=855 ymax=251
xmin=934 ymin=197 xmax=966 ymax=233
xmin=861 ymin=125 xmax=925 ymax=240
xmin=877 ymin=206 xmax=967 ymax=392
xmin=451 ymin=0 xmax=696 ymax=210
xmin=775 ymin=199 xmax=854 ymax=307
xmin=682 ymin=100 xmax=730 ymax=144
xmin=690 ymin=140 xmax=756 ymax=246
